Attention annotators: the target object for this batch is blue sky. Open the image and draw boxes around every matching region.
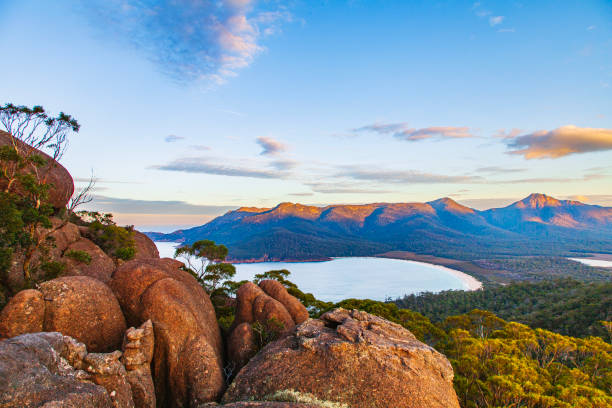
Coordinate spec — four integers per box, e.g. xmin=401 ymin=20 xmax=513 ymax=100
xmin=1 ymin=0 xmax=611 ymax=231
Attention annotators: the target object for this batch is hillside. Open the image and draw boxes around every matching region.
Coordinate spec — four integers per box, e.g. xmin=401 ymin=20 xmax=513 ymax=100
xmin=147 ymin=194 xmax=612 ymax=261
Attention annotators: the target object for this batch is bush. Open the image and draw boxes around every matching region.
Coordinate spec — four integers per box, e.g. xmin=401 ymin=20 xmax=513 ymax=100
xmin=64 ymin=249 xmax=92 ymax=264
xmin=76 ymin=211 xmax=135 ymax=261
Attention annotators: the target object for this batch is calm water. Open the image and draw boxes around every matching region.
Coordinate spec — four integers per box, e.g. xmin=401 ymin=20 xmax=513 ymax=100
xmin=154 ymin=242 xmax=476 ymax=302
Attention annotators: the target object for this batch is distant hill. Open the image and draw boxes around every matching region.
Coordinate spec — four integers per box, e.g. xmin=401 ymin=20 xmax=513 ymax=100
xmin=146 ymin=194 xmax=612 ymax=261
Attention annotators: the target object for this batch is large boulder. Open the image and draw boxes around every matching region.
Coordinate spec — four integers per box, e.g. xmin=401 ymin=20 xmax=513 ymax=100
xmin=132 ymin=231 xmax=159 ymax=260
xmin=0 ymin=289 xmax=45 ymax=339
xmin=39 ymin=276 xmax=127 ymax=352
xmin=258 ymin=280 xmax=309 ymax=325
xmin=0 ymin=332 xmax=113 ymax=407
xmin=232 ymin=282 xmax=295 ymax=333
xmin=61 ymin=237 xmax=116 ymax=283
xmin=227 ymin=281 xmax=307 ymax=373
xmin=110 ymin=258 xmax=224 ymax=407
xmin=0 ymin=130 xmax=74 ymax=209
xmin=223 ymin=308 xmax=460 ymax=408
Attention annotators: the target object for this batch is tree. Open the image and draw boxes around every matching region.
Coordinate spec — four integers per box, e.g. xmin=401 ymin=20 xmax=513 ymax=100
xmin=0 ymin=103 xmax=79 ymax=292
xmin=175 ymin=239 xmax=236 ymax=295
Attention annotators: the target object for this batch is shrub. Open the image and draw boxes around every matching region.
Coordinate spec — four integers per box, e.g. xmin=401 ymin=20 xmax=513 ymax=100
xmin=64 ymin=249 xmax=92 ymax=265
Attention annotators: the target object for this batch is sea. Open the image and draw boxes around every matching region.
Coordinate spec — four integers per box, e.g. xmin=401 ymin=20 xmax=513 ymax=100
xmin=154 ymin=242 xmax=479 ymax=302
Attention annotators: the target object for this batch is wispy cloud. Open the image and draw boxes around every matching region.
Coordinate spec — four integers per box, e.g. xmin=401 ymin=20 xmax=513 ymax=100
xmin=189 ymin=145 xmax=212 ymax=151
xmin=336 ymin=166 xmax=481 ymax=184
xmin=151 ymin=157 xmax=281 ymax=179
xmin=476 ymin=166 xmax=525 ymax=174
xmin=82 ymin=0 xmax=293 ymax=83
xmin=165 ymin=134 xmax=185 ymax=143
xmin=587 ymin=25 xmax=596 ymax=31
xmin=354 ymin=123 xmax=473 ymax=141
xmin=306 ymin=182 xmax=393 ymax=194
xmin=506 ymin=125 xmax=612 ymax=159
xmin=489 ymin=16 xmax=504 ymax=26
xmin=257 ymin=136 xmax=287 ymax=155
xmin=85 ymin=195 xmax=235 ymax=215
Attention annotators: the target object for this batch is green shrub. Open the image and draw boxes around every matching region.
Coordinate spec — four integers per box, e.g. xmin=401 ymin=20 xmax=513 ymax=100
xmin=75 ymin=211 xmax=135 ymax=260
xmin=64 ymin=249 xmax=92 ymax=264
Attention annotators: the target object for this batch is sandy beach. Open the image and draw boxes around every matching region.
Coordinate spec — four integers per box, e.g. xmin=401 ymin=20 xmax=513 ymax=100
xmin=403 ymin=260 xmax=483 ymax=291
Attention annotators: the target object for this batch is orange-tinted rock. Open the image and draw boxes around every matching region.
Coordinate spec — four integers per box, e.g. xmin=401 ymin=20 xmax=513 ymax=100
xmin=223 ymin=308 xmax=460 ymax=408
xmin=110 ymin=258 xmax=224 ymax=407
xmin=85 ymin=350 xmax=135 ymax=408
xmin=132 ymin=231 xmax=159 ymax=260
xmin=0 ymin=332 xmax=113 ymax=407
xmin=227 ymin=322 xmax=257 ymax=373
xmin=6 ymin=219 xmax=82 ymax=290
xmin=62 ymin=237 xmax=116 ymax=283
xmin=221 ymin=403 xmax=319 ymax=407
xmin=0 ymin=289 xmax=45 ymax=339
xmin=39 ymin=276 xmax=127 ymax=352
xmin=0 ymin=130 xmax=74 ymax=208
xmin=233 ymin=282 xmax=294 ymax=333
xmin=122 ymin=320 xmax=156 ymax=408
xmin=259 ymin=280 xmax=309 ymax=324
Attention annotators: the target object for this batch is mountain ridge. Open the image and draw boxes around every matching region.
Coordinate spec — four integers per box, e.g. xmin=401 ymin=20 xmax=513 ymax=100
xmin=146 ymin=194 xmax=612 ymax=261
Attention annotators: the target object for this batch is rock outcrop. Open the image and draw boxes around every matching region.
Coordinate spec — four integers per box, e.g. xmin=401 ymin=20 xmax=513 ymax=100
xmin=227 ymin=281 xmax=309 ymax=373
xmin=258 ymin=280 xmax=309 ymax=325
xmin=0 ymin=129 xmax=74 ymax=209
xmin=224 ymin=308 xmax=460 ymax=408
xmin=121 ymin=320 xmax=156 ymax=408
xmin=110 ymin=258 xmax=224 ymax=407
xmin=0 ymin=332 xmax=113 ymax=407
xmin=61 ymin=237 xmax=116 ymax=283
xmin=132 ymin=231 xmax=160 ymax=260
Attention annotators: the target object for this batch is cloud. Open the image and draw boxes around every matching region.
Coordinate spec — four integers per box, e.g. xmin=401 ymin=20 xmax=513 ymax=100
xmin=354 ymin=123 xmax=473 ymax=141
xmin=151 ymin=157 xmax=281 ymax=179
xmin=165 ymin=134 xmax=185 ymax=143
xmin=476 ymin=166 xmax=525 ymax=174
xmin=289 ymin=192 xmax=315 ymax=197
xmin=506 ymin=125 xmax=612 ymax=159
xmin=83 ymin=195 xmax=235 ymax=215
xmin=270 ymin=159 xmax=297 ymax=171
xmin=257 ymin=137 xmax=287 ymax=155
xmin=81 ymin=0 xmax=292 ymax=83
xmin=189 ymin=145 xmax=211 ymax=151
xmin=489 ymin=16 xmax=504 ymax=26
xmin=336 ymin=166 xmax=480 ymax=184
xmin=306 ymin=182 xmax=393 ymax=194
xmin=494 ymin=128 xmax=523 ymax=139
xmin=587 ymin=25 xmax=596 ymax=31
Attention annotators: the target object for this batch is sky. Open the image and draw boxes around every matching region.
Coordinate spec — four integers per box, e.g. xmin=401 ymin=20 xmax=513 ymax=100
xmin=0 ymin=0 xmax=611 ymax=231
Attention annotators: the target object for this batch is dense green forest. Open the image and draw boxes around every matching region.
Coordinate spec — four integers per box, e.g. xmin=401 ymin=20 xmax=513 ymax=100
xmin=395 ymin=279 xmax=612 ymax=339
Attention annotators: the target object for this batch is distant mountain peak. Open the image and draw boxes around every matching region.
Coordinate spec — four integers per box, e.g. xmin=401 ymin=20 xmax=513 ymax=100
xmin=428 ymin=197 xmax=475 ymax=214
xmin=515 ymin=193 xmax=562 ymax=209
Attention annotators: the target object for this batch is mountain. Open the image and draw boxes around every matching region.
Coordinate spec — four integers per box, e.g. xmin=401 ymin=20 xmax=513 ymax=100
xmin=146 ymin=194 xmax=612 ymax=261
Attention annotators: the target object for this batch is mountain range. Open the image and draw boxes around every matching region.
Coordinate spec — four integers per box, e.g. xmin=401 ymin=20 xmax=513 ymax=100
xmin=146 ymin=194 xmax=612 ymax=261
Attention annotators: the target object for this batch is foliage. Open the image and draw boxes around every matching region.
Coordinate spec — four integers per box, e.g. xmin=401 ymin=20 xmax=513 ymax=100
xmin=64 ymin=249 xmax=92 ymax=265
xmin=252 ymin=318 xmax=285 ymax=352
xmin=396 ymin=279 xmax=612 ymax=339
xmin=77 ymin=211 xmax=136 ymax=261
xmin=175 ymin=239 xmax=236 ymax=295
xmin=0 ymin=103 xmax=79 ymax=296
xmin=473 ymin=257 xmax=612 ymax=283
xmin=439 ymin=311 xmax=612 ymax=408
xmin=264 ymin=389 xmax=349 ymax=408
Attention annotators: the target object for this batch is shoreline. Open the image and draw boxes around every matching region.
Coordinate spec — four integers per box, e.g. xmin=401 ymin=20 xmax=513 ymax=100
xmin=376 ymin=256 xmax=483 ymax=291
xmin=154 ymin=242 xmax=484 ymax=292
